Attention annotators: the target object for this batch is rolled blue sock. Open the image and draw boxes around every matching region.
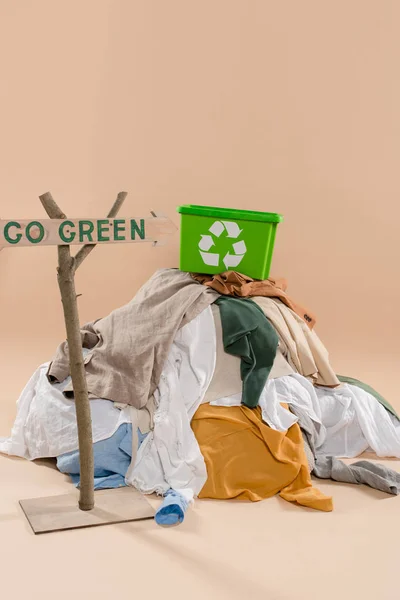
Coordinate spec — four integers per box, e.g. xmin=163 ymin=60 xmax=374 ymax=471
xmin=155 ymin=489 xmax=189 ymax=526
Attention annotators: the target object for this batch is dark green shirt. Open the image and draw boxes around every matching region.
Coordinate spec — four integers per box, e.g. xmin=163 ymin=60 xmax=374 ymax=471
xmin=215 ymin=296 xmax=279 ymax=409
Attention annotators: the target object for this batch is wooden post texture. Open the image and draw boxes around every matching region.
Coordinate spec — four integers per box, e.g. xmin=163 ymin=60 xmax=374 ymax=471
xmin=39 ymin=191 xmax=127 ymax=511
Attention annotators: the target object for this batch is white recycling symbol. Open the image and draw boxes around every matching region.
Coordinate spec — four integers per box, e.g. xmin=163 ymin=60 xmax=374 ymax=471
xmin=198 ymin=220 xmax=247 ymax=270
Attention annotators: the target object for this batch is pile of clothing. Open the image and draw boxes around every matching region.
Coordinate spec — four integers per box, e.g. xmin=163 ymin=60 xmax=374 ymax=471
xmin=2 ymin=268 xmax=400 ymax=525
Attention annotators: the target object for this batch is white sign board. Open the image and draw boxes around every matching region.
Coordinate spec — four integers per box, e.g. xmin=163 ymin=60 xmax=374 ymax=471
xmin=0 ymin=217 xmax=176 ymax=249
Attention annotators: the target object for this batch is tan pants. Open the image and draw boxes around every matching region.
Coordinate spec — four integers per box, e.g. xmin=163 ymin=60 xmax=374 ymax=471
xmin=253 ymin=297 xmax=339 ymax=387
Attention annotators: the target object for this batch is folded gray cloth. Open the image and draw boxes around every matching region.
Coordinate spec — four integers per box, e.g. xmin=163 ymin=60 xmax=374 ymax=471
xmin=313 ymin=456 xmax=400 ymax=495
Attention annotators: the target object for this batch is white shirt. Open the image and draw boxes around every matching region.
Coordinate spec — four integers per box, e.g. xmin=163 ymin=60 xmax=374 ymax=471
xmin=211 ymin=372 xmax=400 ymax=459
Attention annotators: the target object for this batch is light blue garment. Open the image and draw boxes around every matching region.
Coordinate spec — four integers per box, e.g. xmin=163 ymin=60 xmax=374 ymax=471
xmin=58 ymin=425 xmax=189 ymax=527
xmin=57 ymin=424 xmax=148 ymax=490
xmin=155 ymin=489 xmax=190 ymax=526
xmin=70 ymin=472 xmax=127 ymax=489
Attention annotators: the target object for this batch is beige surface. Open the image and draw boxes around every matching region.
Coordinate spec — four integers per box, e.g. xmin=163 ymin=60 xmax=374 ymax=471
xmin=1 ymin=453 xmax=400 ymax=600
xmin=1 ymin=1 xmax=400 ymax=599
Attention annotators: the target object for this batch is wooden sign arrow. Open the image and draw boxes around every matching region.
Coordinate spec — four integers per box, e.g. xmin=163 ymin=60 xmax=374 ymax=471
xmin=0 ymin=214 xmax=176 ymax=250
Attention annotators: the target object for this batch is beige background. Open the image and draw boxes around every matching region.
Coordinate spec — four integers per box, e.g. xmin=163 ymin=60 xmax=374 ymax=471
xmin=1 ymin=2 xmax=399 ymax=599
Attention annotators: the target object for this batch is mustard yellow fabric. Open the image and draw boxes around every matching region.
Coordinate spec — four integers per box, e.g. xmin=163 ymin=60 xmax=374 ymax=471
xmin=192 ymin=403 xmax=333 ymax=512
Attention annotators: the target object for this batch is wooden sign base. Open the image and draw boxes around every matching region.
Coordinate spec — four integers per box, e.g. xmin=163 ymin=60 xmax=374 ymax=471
xmin=19 ymin=487 xmax=155 ymax=534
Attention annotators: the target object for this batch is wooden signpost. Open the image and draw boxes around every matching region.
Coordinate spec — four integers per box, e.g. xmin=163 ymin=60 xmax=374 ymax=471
xmin=3 ymin=191 xmax=177 ymax=534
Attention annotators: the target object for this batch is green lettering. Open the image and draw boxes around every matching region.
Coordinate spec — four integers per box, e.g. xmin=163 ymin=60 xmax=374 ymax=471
xmin=79 ymin=220 xmax=94 ymax=243
xmin=97 ymin=219 xmax=110 ymax=242
xmin=131 ymin=219 xmax=145 ymax=240
xmin=59 ymin=220 xmax=76 ymax=243
xmin=113 ymin=219 xmax=126 ymax=241
xmin=4 ymin=221 xmax=22 ymax=245
xmin=26 ymin=221 xmax=45 ymax=244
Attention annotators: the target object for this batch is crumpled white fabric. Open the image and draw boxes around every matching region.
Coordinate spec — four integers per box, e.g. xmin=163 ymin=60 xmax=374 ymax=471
xmin=0 ymin=306 xmax=216 ymax=498
xmin=0 ymin=365 xmax=130 ymax=460
xmin=316 ymin=380 xmax=400 ymax=458
xmin=211 ymin=373 xmax=400 ymax=459
xmin=129 ymin=306 xmax=216 ymax=495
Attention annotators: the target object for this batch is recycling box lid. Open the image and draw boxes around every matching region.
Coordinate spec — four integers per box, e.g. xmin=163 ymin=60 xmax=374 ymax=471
xmin=177 ymin=204 xmax=283 ymax=224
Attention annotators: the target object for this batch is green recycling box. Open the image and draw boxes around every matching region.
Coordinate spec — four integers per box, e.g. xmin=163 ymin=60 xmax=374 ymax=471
xmin=177 ymin=205 xmax=283 ymax=280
